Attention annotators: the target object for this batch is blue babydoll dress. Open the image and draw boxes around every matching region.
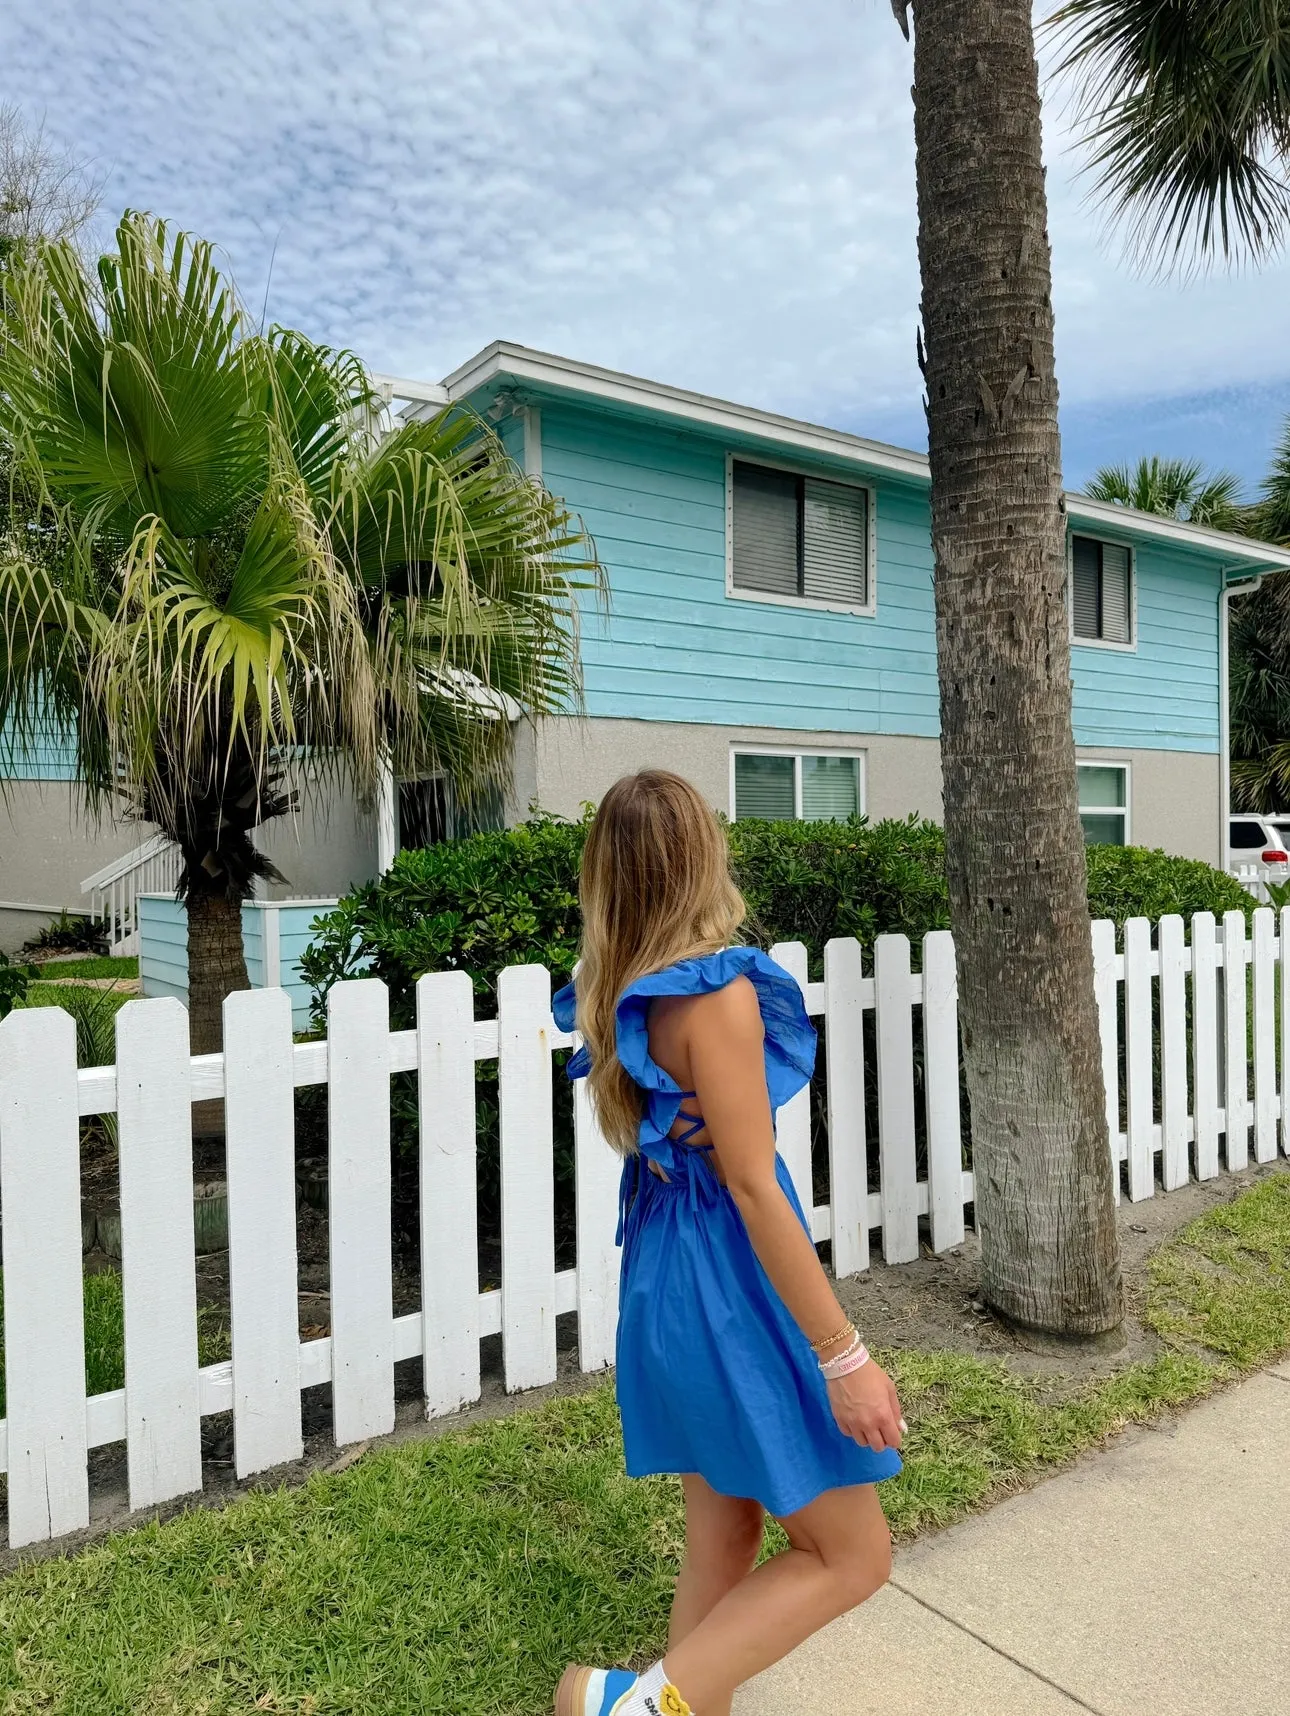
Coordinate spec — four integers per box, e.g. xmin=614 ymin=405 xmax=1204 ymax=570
xmin=552 ymin=946 xmax=901 ymax=1519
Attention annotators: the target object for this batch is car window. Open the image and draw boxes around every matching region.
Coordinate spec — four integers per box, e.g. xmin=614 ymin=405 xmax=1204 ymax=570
xmin=1230 ymin=821 xmax=1269 ymax=849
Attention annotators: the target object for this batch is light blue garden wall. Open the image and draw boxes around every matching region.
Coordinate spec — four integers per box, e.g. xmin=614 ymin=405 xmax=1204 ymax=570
xmin=138 ymin=894 xmax=337 ymax=1031
xmin=537 ymin=402 xmax=1223 ymax=753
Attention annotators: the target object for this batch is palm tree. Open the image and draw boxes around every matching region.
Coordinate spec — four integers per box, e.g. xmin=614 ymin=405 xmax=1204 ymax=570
xmin=1229 ymin=417 xmax=1290 ymax=807
xmin=1086 ymin=454 xmax=1245 ymax=528
xmin=1049 ymin=0 xmax=1290 ymax=266
xmin=0 ymin=213 xmax=600 ymax=1056
xmin=897 ymin=0 xmax=1123 ymax=1334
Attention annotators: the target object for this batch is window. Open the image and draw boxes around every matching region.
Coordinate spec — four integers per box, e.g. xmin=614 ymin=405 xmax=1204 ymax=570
xmin=732 ymin=751 xmax=863 ymax=822
xmin=730 ymin=459 xmax=870 ymax=610
xmin=1077 ymin=764 xmax=1128 ymax=845
xmin=1071 ymin=535 xmax=1132 ymax=645
xmin=1229 ymin=819 xmax=1270 ymax=851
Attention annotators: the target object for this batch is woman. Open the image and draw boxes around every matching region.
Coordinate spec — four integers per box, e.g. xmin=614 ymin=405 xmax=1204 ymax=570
xmin=552 ymin=770 xmax=904 ymax=1716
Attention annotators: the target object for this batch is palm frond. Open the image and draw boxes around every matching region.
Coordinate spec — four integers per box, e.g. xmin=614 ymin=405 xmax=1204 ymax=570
xmin=1083 ymin=452 xmax=1244 ymax=527
xmin=1047 ymin=0 xmax=1290 ymax=268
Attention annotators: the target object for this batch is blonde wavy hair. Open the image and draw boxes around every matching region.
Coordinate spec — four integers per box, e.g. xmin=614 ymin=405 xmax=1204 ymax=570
xmin=576 ymin=769 xmax=747 ymax=1155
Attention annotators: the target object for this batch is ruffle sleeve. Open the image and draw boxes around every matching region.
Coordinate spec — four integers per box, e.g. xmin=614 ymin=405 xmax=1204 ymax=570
xmin=551 ymin=978 xmax=590 ymax=1080
xmin=558 ymin=948 xmax=815 ymax=1154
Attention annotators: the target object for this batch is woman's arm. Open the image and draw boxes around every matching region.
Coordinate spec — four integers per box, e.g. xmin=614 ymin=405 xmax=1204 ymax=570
xmin=686 ymin=979 xmax=904 ymax=1455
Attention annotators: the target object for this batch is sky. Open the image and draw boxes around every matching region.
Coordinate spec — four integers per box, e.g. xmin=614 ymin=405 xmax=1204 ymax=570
xmin=2 ymin=0 xmax=1288 ymax=492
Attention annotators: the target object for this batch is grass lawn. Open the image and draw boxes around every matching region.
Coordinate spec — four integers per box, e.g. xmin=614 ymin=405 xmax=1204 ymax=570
xmin=1 ymin=1174 xmax=1287 ymax=1716
xmin=27 ymin=957 xmax=139 ymax=982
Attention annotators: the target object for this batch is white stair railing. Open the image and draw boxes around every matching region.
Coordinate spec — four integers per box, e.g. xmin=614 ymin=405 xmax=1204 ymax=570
xmin=81 ymin=835 xmax=181 ymax=954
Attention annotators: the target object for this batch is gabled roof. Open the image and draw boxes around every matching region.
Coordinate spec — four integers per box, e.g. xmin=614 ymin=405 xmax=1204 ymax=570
xmin=375 ymin=341 xmax=1290 ymax=577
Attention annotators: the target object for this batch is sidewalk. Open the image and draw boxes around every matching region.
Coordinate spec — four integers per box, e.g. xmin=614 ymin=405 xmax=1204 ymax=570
xmin=735 ymin=1362 xmax=1290 ymax=1716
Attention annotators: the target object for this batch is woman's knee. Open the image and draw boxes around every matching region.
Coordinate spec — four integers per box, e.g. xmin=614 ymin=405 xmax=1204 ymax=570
xmin=828 ymin=1516 xmax=892 ymax=1611
xmin=686 ymin=1498 xmax=764 ymax=1584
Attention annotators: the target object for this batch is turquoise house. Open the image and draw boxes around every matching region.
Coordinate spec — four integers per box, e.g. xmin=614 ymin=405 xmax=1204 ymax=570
xmin=7 ymin=339 xmax=1290 ymax=962
xmin=413 ymin=343 xmax=1290 ymax=866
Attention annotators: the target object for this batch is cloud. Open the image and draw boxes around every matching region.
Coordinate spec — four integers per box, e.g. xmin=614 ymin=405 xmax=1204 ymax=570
xmin=3 ymin=0 xmax=1288 ymax=483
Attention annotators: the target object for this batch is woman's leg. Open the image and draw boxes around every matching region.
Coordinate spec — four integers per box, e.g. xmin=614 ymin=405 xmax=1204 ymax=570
xmin=667 ymin=1476 xmax=765 ymax=1716
xmin=661 ymin=1483 xmax=891 ymax=1713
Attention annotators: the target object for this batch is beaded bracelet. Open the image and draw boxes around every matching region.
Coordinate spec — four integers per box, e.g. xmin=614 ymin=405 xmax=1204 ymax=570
xmin=810 ymin=1319 xmax=857 ymax=1355
xmin=818 ymin=1333 xmax=861 ymax=1373
xmin=821 ymin=1342 xmax=870 ymax=1381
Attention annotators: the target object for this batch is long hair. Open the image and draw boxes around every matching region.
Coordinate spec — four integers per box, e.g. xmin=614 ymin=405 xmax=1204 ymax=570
xmin=577 ymin=770 xmax=746 ymax=1154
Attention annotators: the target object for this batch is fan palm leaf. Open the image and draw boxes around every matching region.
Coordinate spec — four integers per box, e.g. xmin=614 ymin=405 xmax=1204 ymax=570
xmin=0 ymin=212 xmax=602 ymax=1051
xmin=1048 ymin=0 xmax=1290 ymax=266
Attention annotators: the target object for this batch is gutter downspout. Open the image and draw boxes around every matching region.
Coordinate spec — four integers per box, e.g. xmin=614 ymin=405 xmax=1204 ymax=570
xmin=1220 ymin=569 xmax=1266 ymax=870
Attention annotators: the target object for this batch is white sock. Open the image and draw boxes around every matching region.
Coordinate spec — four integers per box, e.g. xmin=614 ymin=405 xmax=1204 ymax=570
xmin=614 ymin=1660 xmax=693 ymax=1716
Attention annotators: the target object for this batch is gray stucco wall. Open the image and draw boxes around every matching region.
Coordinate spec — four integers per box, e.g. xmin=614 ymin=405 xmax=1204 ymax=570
xmin=527 ymin=716 xmax=1221 ymax=867
xmin=0 ymin=774 xmax=381 ymax=956
xmin=0 ymin=784 xmax=158 ymax=955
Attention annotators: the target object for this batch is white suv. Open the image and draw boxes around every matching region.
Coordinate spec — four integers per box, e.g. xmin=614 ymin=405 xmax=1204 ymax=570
xmin=1228 ymin=813 xmax=1290 ymax=875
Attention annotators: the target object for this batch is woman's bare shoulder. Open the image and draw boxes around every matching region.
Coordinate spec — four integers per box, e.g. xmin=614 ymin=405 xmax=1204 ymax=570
xmin=685 ymin=974 xmax=763 ymax=1040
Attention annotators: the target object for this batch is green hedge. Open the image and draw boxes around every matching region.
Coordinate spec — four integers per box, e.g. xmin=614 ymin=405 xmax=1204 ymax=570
xmin=298 ymin=812 xmax=1251 ymax=1027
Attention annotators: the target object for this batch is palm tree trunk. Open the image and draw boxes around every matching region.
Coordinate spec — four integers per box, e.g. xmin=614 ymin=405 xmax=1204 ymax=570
xmin=186 ymin=890 xmax=251 ymax=1057
xmin=911 ymin=0 xmax=1122 ymax=1332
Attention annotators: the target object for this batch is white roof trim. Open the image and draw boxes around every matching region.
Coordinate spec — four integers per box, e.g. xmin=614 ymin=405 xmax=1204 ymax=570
xmin=439 ymin=341 xmax=931 ymax=481
xmin=393 ymin=339 xmax=1290 ymax=574
xmin=1065 ymin=494 xmax=1290 ymax=572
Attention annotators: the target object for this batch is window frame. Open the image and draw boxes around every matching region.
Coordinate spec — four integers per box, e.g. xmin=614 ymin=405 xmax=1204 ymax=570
xmin=725 ymin=452 xmax=878 ymax=619
xmin=1068 ymin=531 xmax=1138 ymax=653
xmin=1076 ymin=758 xmax=1131 ymax=846
xmin=729 ymin=744 xmax=867 ymax=822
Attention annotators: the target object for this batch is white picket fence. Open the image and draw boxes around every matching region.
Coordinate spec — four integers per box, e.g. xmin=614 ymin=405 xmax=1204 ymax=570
xmin=0 ymin=915 xmax=1287 ymax=1550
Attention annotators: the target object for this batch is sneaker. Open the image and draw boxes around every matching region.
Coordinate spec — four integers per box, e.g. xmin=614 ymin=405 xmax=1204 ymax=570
xmin=554 ymin=1666 xmax=692 ymax=1716
xmin=554 ymin=1666 xmax=638 ymax=1716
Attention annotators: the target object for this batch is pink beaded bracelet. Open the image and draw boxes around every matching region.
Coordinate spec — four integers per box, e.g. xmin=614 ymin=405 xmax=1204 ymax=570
xmin=820 ymin=1341 xmax=870 ymax=1380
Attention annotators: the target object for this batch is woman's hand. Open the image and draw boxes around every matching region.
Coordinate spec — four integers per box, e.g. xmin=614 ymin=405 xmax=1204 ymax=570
xmin=827 ymin=1359 xmax=905 ymax=1453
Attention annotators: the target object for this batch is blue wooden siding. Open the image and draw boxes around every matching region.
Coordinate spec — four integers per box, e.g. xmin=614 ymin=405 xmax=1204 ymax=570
xmin=536 ymin=402 xmax=1222 ymax=753
xmin=0 ymin=712 xmax=80 ymax=780
xmin=138 ymin=895 xmax=335 ymax=1030
xmin=1071 ymin=542 xmax=1219 ymax=752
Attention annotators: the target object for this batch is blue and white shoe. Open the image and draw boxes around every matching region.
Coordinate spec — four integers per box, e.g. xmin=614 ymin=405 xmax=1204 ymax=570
xmin=555 ymin=1666 xmax=692 ymax=1716
xmin=554 ymin=1666 xmax=638 ymax=1716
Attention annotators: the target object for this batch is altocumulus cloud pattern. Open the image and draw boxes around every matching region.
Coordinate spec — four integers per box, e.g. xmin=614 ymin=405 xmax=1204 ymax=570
xmin=2 ymin=0 xmax=1288 ymax=477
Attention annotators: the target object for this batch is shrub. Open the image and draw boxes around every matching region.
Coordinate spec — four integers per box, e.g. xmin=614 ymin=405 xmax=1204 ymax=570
xmin=20 ymin=911 xmax=110 ymax=958
xmin=1083 ymin=844 xmax=1252 ymax=932
xmin=300 ymin=815 xmax=1250 ymax=1021
xmin=0 ymin=952 xmax=36 ymax=1020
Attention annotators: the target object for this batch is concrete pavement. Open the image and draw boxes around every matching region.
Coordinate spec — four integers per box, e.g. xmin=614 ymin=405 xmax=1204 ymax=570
xmin=735 ymin=1362 xmax=1290 ymax=1716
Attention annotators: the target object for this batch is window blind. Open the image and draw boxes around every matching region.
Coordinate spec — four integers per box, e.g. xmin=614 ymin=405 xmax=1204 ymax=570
xmin=732 ymin=460 xmax=869 ymax=605
xmin=800 ymin=755 xmax=859 ymax=821
xmin=803 ymin=479 xmax=868 ymax=605
xmin=1072 ymin=536 xmax=1132 ymax=644
xmin=1072 ymin=537 xmax=1100 ymax=639
xmin=1100 ymin=544 xmax=1131 ymax=643
xmin=733 ymin=753 xmax=795 ymax=819
xmin=732 ymin=462 xmax=799 ymax=595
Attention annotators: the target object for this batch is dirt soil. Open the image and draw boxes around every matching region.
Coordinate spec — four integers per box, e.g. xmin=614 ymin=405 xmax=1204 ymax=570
xmin=8 ymin=1156 xmax=1286 ymax=1576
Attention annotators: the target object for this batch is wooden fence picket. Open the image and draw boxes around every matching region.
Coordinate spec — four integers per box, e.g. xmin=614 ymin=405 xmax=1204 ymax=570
xmin=823 ymin=937 xmax=869 ymax=1276
xmin=1157 ymin=915 xmax=1189 ymax=1192
xmin=769 ymin=941 xmax=813 ymax=1216
xmin=224 ymin=988 xmax=302 ymax=1476
xmin=573 ymin=1066 xmax=621 ymax=1373
xmin=1222 ymin=910 xmax=1250 ymax=1172
xmin=498 ymin=965 xmax=557 ymax=1392
xmin=115 ymin=998 xmax=202 ymax=1510
xmin=1191 ymin=912 xmax=1220 ymax=1180
xmin=874 ymin=934 xmax=919 ymax=1265
xmin=0 ymin=1007 xmax=89 ymax=1546
xmin=921 ymin=930 xmax=965 ymax=1252
xmin=1123 ymin=917 xmax=1155 ymax=1201
xmin=2 ymin=911 xmax=1282 ymax=1556
xmin=417 ymin=972 xmax=481 ymax=1417
xmin=1251 ymin=907 xmax=1279 ymax=1164
xmin=1090 ymin=917 xmax=1121 ymax=1201
xmin=328 ymin=979 xmax=395 ymax=1444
